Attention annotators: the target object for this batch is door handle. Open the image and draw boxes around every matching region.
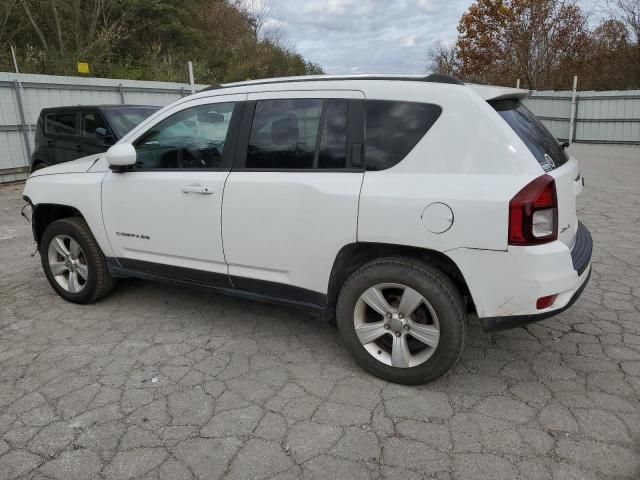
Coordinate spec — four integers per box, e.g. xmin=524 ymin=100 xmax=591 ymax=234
xmin=75 ymin=145 xmax=83 ymax=152
xmin=181 ymin=184 xmax=214 ymax=195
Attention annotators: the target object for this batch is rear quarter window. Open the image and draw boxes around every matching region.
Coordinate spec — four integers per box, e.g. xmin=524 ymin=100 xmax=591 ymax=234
xmin=491 ymin=99 xmax=568 ymax=171
xmin=365 ymin=100 xmax=442 ymax=171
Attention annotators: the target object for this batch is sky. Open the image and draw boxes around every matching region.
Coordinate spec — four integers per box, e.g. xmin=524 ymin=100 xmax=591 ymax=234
xmin=259 ymin=0 xmax=604 ymax=74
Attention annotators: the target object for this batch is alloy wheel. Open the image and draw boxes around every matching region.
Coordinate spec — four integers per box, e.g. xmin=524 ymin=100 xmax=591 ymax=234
xmin=353 ymin=283 xmax=440 ymax=368
xmin=47 ymin=234 xmax=88 ymax=293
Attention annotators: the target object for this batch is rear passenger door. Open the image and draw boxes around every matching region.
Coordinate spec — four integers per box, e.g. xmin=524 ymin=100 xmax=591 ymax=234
xmin=222 ymin=91 xmax=365 ymax=302
xmin=44 ymin=111 xmax=80 ymax=164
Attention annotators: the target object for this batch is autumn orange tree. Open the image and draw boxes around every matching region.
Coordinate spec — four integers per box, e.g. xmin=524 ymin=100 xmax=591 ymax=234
xmin=456 ymin=0 xmax=591 ymax=89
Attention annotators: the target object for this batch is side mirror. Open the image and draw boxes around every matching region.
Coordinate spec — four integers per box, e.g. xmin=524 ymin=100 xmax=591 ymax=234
xmin=105 ymin=143 xmax=136 ymax=172
xmin=95 ymin=127 xmax=114 ymax=142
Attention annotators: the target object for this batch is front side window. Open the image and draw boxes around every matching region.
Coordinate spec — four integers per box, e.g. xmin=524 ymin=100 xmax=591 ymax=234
xmin=80 ymin=112 xmax=108 ymax=137
xmin=133 ymin=102 xmax=236 ymax=170
xmin=365 ymin=100 xmax=442 ymax=170
xmin=45 ymin=112 xmax=77 ymax=136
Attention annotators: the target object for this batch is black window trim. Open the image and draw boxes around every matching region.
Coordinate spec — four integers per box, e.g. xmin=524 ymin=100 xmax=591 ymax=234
xmin=232 ymin=97 xmax=365 ymax=173
xmin=123 ymin=101 xmax=245 ymax=173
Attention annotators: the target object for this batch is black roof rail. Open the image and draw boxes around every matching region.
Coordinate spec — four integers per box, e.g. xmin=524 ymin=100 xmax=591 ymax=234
xmin=423 ymin=73 xmax=464 ymax=85
xmin=199 ymin=84 xmax=223 ymax=92
xmin=199 ymin=73 xmax=465 ymax=91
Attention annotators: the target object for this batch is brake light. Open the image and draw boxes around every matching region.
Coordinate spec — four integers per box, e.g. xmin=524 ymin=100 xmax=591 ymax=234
xmin=509 ymin=175 xmax=557 ymax=245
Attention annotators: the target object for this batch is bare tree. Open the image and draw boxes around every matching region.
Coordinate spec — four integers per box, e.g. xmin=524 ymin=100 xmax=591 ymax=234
xmin=427 ymin=42 xmax=459 ymax=76
xmin=613 ymin=0 xmax=640 ymax=43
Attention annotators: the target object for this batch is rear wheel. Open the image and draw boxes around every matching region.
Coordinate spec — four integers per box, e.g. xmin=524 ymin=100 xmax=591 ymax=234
xmin=40 ymin=217 xmax=115 ymax=304
xmin=336 ymin=258 xmax=466 ymax=384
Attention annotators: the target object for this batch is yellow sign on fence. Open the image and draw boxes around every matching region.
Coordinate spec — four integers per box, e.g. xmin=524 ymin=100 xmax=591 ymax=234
xmin=77 ymin=62 xmax=90 ymax=74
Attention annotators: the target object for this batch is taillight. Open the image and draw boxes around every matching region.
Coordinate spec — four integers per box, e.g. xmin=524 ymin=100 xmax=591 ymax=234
xmin=509 ymin=175 xmax=557 ymax=245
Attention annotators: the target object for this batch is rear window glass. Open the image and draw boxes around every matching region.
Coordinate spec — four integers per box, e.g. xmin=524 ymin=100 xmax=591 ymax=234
xmin=491 ymin=99 xmax=568 ymax=171
xmin=365 ymin=100 xmax=442 ymax=170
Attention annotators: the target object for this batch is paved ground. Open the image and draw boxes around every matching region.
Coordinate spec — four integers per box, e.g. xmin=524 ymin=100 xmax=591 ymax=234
xmin=0 ymin=144 xmax=639 ymax=480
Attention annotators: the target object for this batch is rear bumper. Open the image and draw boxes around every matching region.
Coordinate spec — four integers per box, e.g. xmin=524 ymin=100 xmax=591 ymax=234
xmin=478 ymin=267 xmax=591 ymax=331
xmin=447 ymin=222 xmax=593 ymax=332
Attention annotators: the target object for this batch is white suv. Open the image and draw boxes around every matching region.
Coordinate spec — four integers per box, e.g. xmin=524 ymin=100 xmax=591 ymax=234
xmin=23 ymin=74 xmax=592 ymax=384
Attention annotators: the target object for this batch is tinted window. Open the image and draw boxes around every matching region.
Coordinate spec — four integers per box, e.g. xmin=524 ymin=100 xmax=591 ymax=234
xmin=80 ymin=112 xmax=108 ymax=137
xmin=492 ymin=99 xmax=568 ymax=171
xmin=45 ymin=112 xmax=77 ymax=136
xmin=365 ymin=101 xmax=442 ymax=170
xmin=318 ymin=99 xmax=348 ymax=169
xmin=247 ymin=99 xmax=323 ymax=169
xmin=104 ymin=107 xmax=159 ymax=137
xmin=133 ymin=102 xmax=235 ymax=169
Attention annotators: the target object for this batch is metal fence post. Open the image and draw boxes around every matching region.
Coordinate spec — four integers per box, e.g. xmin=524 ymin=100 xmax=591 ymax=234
xmin=188 ymin=61 xmax=195 ymax=94
xmin=13 ymin=80 xmax=32 ymax=164
xmin=118 ymin=83 xmax=125 ymax=104
xmin=568 ymin=75 xmax=578 ymax=144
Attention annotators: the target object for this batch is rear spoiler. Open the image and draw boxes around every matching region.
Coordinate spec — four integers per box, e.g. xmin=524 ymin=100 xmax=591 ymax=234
xmin=466 ymin=83 xmax=530 ymax=101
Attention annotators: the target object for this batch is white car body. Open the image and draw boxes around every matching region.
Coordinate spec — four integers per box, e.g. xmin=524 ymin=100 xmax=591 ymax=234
xmin=23 ymin=74 xmax=592 ymax=333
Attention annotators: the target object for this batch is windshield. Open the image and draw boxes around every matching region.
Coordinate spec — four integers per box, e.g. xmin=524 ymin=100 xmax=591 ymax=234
xmin=104 ymin=107 xmax=160 ymax=138
xmin=491 ymin=99 xmax=568 ymax=171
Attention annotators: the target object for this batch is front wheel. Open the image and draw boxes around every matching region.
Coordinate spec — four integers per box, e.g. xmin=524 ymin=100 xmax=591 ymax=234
xmin=336 ymin=258 xmax=466 ymax=385
xmin=40 ymin=217 xmax=115 ymax=304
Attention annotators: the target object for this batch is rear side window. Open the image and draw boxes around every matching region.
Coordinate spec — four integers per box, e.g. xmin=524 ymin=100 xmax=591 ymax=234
xmin=491 ymin=99 xmax=568 ymax=171
xmin=318 ymin=99 xmax=348 ymax=169
xmin=45 ymin=112 xmax=77 ymax=136
xmin=246 ymin=98 xmax=349 ymax=170
xmin=247 ymin=99 xmax=322 ymax=169
xmin=365 ymin=100 xmax=442 ymax=170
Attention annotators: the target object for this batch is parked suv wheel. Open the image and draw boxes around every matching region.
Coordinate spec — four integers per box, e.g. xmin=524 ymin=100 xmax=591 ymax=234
xmin=40 ymin=217 xmax=115 ymax=304
xmin=336 ymin=258 xmax=466 ymax=384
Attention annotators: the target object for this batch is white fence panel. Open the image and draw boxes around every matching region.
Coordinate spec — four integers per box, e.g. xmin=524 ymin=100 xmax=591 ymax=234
xmin=2 ymin=73 xmax=639 ymax=183
xmin=524 ymin=89 xmax=640 ymax=144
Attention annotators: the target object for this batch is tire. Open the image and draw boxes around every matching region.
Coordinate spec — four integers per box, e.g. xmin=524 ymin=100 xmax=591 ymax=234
xmin=336 ymin=257 xmax=466 ymax=385
xmin=40 ymin=217 xmax=115 ymax=304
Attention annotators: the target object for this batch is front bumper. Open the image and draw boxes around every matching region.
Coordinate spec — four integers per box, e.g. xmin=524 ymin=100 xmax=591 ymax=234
xmin=478 ymin=222 xmax=593 ymax=331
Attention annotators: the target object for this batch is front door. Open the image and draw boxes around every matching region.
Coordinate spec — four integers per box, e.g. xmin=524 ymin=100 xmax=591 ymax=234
xmin=101 ymin=94 xmax=246 ymax=285
xmin=222 ymin=91 xmax=365 ymax=302
xmin=78 ymin=110 xmax=114 ymax=156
